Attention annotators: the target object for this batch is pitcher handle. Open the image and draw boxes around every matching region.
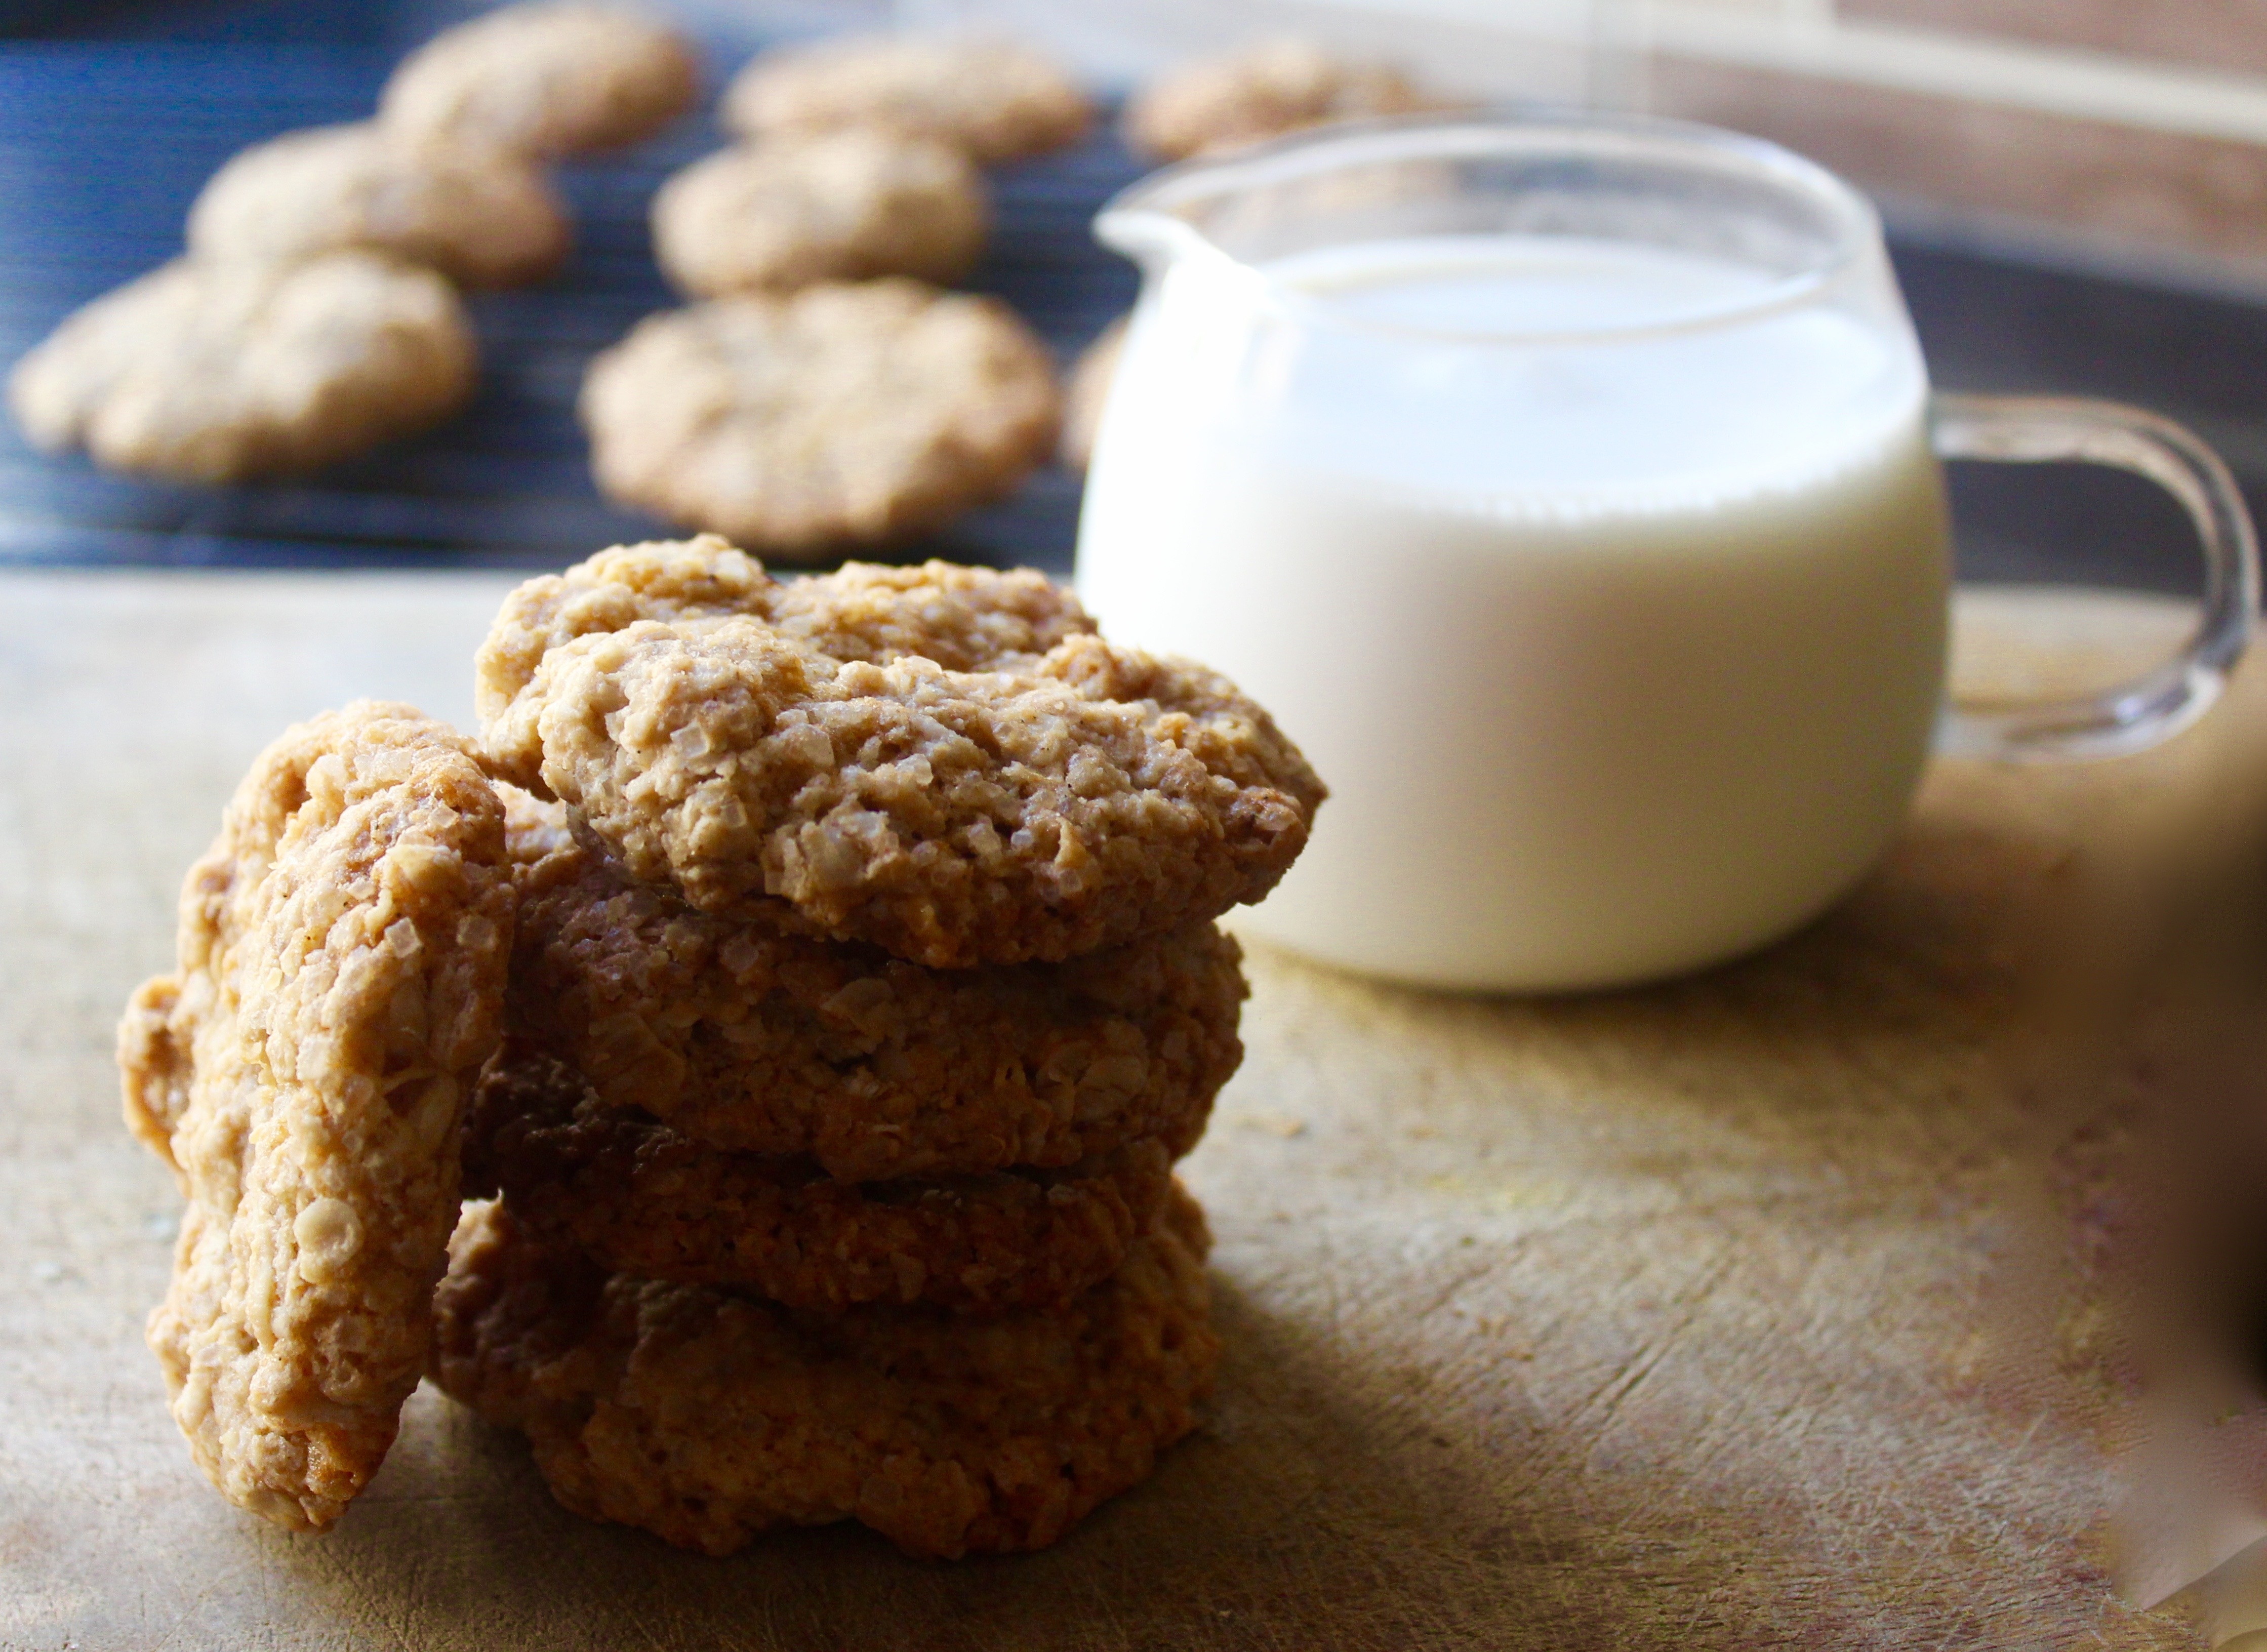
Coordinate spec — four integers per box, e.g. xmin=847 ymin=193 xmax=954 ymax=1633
xmin=1931 ymin=392 xmax=2259 ymax=760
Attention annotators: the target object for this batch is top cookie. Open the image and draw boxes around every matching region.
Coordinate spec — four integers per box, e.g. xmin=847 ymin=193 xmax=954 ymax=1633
xmin=115 ymin=702 xmax=513 ymax=1532
xmin=476 ymin=537 xmax=1324 ymax=968
xmin=476 ymin=536 xmax=1089 ymax=733
xmin=652 ymin=131 xmax=988 ymax=297
xmin=1124 ymin=37 xmax=1452 ymax=161
xmin=723 ymin=33 xmax=1091 ymax=165
xmin=9 ymin=252 xmax=477 ymax=483
xmin=189 ymin=122 xmax=571 ymax=289
xmin=381 ymin=2 xmax=699 ymax=158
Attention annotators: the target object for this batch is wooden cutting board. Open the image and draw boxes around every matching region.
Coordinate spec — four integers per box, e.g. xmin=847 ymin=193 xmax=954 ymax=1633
xmin=0 ymin=573 xmax=2242 ymax=1651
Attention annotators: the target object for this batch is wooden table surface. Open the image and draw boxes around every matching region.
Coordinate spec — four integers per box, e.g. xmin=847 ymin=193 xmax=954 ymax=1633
xmin=0 ymin=571 xmax=2244 ymax=1650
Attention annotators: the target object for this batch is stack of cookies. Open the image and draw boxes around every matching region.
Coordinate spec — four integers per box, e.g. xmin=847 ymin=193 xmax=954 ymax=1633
xmin=438 ymin=535 xmax=1322 ymax=1555
xmin=118 ymin=534 xmax=1325 ymax=1558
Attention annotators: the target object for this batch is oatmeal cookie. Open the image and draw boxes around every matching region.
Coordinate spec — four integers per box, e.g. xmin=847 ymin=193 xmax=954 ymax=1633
xmin=1124 ymin=37 xmax=1452 ymax=161
xmin=722 ymin=33 xmax=1090 ymax=165
xmin=578 ymin=280 xmax=1059 ymax=552
xmin=188 ymin=121 xmax=570 ymax=289
xmin=476 ymin=539 xmax=1089 ymax=734
xmin=500 ymin=804 xmax=1239 ymax=1178
xmin=431 ymin=1188 xmax=1217 ymax=1557
xmin=478 ymin=541 xmax=1324 ymax=966
xmin=116 ymin=702 xmax=513 ymax=1532
xmin=380 ymin=2 xmax=698 ymax=159
xmin=9 ymin=252 xmax=476 ymax=483
xmin=1058 ymin=313 xmax=1125 ymax=471
xmin=653 ymin=131 xmax=987 ymax=298
xmin=464 ymin=1053 xmax=1178 ymax=1313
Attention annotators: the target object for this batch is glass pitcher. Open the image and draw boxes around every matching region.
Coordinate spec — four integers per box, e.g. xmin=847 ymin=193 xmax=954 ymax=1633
xmin=1073 ymin=112 xmax=2257 ymax=992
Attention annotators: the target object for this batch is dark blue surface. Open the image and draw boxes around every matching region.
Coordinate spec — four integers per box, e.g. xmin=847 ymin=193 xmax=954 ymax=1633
xmin=0 ymin=13 xmax=1140 ymax=573
xmin=1 ymin=0 xmax=2260 ymax=587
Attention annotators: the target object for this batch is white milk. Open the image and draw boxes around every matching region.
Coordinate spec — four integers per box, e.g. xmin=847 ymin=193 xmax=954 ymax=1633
xmin=1075 ymin=234 xmax=1953 ymax=991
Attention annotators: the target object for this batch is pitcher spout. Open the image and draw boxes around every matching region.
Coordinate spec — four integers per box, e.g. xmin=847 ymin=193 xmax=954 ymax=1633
xmin=1092 ymin=201 xmax=1209 ymax=272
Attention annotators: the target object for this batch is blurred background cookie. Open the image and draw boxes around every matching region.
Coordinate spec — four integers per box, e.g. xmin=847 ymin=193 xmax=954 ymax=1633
xmin=578 ymin=279 xmax=1059 ymax=553
xmin=723 ymin=33 xmax=1090 ymax=165
xmin=381 ymin=1 xmax=699 ymax=159
xmin=652 ymin=131 xmax=987 ymax=298
xmin=9 ymin=252 xmax=476 ymax=483
xmin=1124 ymin=36 xmax=1457 ymax=162
xmin=188 ymin=122 xmax=571 ymax=289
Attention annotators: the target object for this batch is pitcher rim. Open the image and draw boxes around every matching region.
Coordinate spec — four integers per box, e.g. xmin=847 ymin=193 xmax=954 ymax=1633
xmin=1092 ymin=108 xmax=1883 ymax=347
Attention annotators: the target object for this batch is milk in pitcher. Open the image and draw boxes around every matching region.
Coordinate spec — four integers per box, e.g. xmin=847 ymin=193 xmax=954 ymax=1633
xmin=1075 ymin=233 xmax=1953 ymax=990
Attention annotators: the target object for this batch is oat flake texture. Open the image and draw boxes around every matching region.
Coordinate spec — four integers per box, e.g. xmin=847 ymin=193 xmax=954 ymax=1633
xmin=431 ymin=1189 xmax=1218 ymax=1558
xmin=463 ymin=1053 xmax=1180 ymax=1314
xmin=501 ymin=793 xmax=1243 ymax=1180
xmin=116 ymin=702 xmax=513 ymax=1532
xmin=476 ymin=537 xmax=1326 ymax=967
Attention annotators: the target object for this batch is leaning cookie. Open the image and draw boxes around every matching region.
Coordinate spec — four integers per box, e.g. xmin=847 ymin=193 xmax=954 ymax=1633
xmin=431 ymin=1189 xmax=1217 ymax=1557
xmin=502 ymin=804 xmax=1240 ymax=1179
xmin=10 ymin=253 xmax=476 ymax=483
xmin=188 ymin=122 xmax=570 ymax=289
xmin=116 ymin=702 xmax=513 ymax=1533
xmin=653 ymin=131 xmax=988 ymax=298
xmin=579 ymin=280 xmax=1058 ymax=553
xmin=381 ymin=1 xmax=698 ymax=159
xmin=723 ymin=32 xmax=1090 ymax=165
xmin=1124 ymin=36 xmax=1454 ymax=162
xmin=464 ymin=1053 xmax=1178 ymax=1314
xmin=478 ymin=540 xmax=1325 ymax=968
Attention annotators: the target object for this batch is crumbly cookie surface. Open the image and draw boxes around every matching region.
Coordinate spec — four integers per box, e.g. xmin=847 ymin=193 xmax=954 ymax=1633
xmin=1124 ymin=37 xmax=1450 ymax=161
xmin=188 ymin=121 xmax=570 ymax=289
xmin=478 ymin=539 xmax=1324 ymax=966
xmin=117 ymin=702 xmax=513 ymax=1532
xmin=9 ymin=253 xmax=476 ymax=483
xmin=1058 ymin=313 xmax=1126 ymax=471
xmin=578 ymin=280 xmax=1059 ymax=552
xmin=431 ymin=1189 xmax=1217 ymax=1557
xmin=653 ymin=131 xmax=987 ymax=298
xmin=722 ymin=33 xmax=1091 ymax=165
xmin=499 ymin=795 xmax=1240 ymax=1177
xmin=464 ymin=1054 xmax=1178 ymax=1313
xmin=476 ymin=539 xmax=1090 ymax=741
xmin=380 ymin=1 xmax=698 ymax=158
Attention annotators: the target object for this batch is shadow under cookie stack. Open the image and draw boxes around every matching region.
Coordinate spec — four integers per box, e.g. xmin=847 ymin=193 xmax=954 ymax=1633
xmin=116 ymin=533 xmax=1322 ymax=1559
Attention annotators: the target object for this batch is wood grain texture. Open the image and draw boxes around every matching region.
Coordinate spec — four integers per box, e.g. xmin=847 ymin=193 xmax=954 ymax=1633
xmin=0 ymin=573 xmax=2234 ymax=1650
xmin=1839 ymin=0 xmax=2267 ymax=83
xmin=1651 ymin=52 xmax=2267 ymax=267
